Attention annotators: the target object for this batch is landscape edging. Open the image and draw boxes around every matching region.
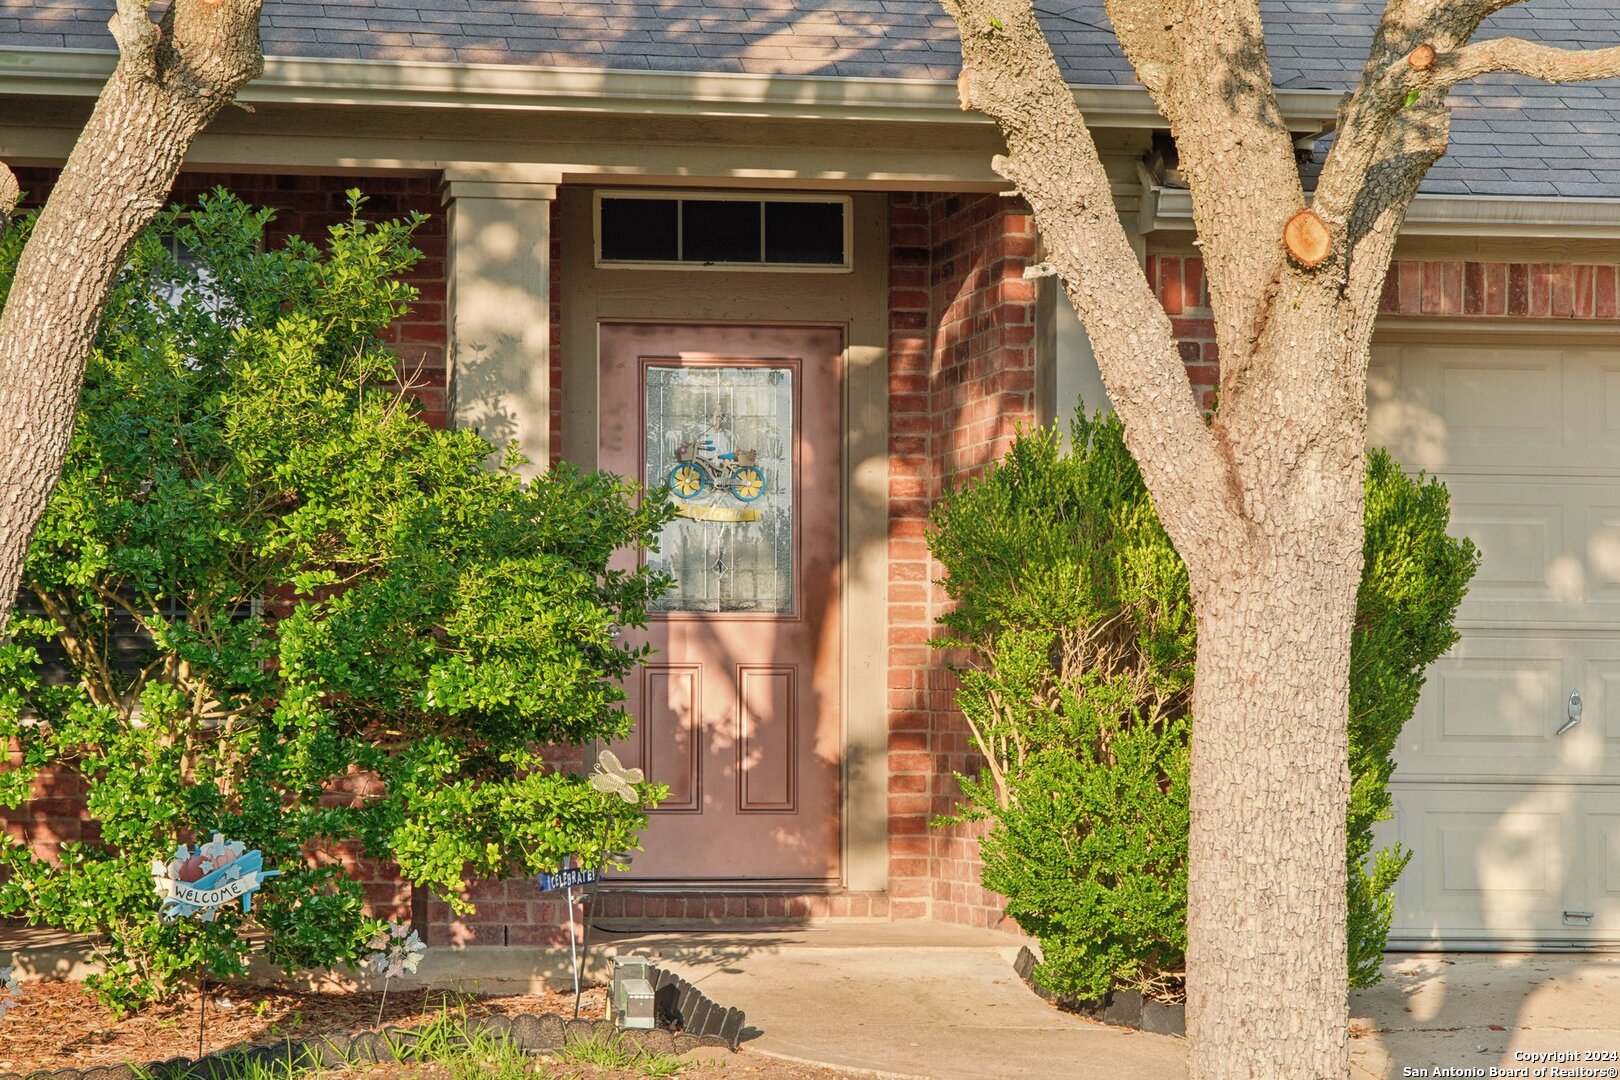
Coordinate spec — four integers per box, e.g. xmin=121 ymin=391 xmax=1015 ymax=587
xmin=1012 ymin=946 xmax=1186 ymax=1037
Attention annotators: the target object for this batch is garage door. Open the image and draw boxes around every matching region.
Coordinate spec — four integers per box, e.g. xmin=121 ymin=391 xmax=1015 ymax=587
xmin=1370 ymin=341 xmax=1620 ymax=947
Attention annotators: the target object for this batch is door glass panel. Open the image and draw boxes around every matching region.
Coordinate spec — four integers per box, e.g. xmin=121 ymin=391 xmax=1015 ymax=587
xmin=645 ymin=364 xmax=794 ymax=613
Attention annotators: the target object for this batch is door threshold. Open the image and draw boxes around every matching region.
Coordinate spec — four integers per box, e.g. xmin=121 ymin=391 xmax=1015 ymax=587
xmin=594 ymin=882 xmax=844 ymax=895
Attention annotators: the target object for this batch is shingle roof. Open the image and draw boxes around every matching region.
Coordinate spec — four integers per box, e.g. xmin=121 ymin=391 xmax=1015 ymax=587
xmin=2 ymin=1 xmax=1618 ymax=200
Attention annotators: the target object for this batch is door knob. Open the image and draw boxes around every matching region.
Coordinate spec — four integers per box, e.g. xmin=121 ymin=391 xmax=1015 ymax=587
xmin=1557 ymin=689 xmax=1583 ymax=736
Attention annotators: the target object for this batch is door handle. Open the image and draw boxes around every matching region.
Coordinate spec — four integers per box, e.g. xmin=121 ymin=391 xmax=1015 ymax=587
xmin=1557 ymin=690 xmax=1583 ymax=736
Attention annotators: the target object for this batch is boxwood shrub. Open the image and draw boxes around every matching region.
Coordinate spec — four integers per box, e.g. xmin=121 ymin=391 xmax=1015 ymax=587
xmin=929 ymin=408 xmax=1477 ymax=1000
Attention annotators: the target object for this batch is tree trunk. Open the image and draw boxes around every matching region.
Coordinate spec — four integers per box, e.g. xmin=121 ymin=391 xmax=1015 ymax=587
xmin=0 ymin=0 xmax=263 ymax=632
xmin=1187 ymin=532 xmax=1359 ymax=1078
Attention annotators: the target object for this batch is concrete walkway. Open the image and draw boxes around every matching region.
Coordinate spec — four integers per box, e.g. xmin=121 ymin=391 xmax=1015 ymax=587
xmin=1350 ymin=953 xmax=1620 ymax=1079
xmin=598 ymin=923 xmax=1185 ymax=1080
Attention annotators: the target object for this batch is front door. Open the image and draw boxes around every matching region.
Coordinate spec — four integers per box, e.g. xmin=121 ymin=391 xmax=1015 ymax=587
xmin=598 ymin=323 xmax=843 ymax=885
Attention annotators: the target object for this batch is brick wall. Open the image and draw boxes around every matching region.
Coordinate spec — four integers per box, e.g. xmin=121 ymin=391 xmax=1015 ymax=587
xmin=1147 ymin=252 xmax=1620 ymax=410
xmin=887 ymin=192 xmax=1037 ymax=931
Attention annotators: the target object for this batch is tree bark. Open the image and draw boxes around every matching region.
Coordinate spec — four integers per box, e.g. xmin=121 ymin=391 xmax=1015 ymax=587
xmin=1187 ymin=541 xmax=1359 ymax=1077
xmin=0 ymin=0 xmax=264 ymax=632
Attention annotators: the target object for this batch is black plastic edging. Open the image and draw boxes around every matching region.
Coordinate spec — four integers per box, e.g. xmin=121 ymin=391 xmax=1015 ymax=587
xmin=1013 ymin=946 xmax=1186 ymax=1037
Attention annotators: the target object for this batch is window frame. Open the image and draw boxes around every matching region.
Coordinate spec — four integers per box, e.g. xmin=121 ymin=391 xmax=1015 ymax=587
xmin=592 ymin=190 xmax=855 ymax=274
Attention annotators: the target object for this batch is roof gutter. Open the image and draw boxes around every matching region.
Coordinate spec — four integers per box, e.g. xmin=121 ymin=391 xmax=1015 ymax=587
xmin=0 ymin=47 xmax=1344 ymax=128
xmin=1143 ymin=183 xmax=1620 ymax=239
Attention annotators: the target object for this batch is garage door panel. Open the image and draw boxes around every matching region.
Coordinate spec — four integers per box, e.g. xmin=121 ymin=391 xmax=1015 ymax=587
xmin=1399 ymin=636 xmax=1572 ymax=778
xmin=1589 ymin=360 xmax=1620 ymax=454
xmin=1436 ymin=478 xmax=1620 ymax=626
xmin=1442 ymin=483 xmax=1566 ymax=617
xmin=1568 ymin=798 xmax=1620 ymax=937
xmin=1434 ymin=356 xmax=1562 ymax=452
xmin=1584 ymin=503 xmax=1620 ymax=601
xmin=1388 ymin=784 xmax=1573 ymax=943
xmin=1370 ymin=345 xmax=1573 ymax=471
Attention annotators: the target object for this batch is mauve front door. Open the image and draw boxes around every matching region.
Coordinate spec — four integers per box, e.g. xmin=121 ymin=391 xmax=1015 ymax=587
xmin=598 ymin=322 xmax=843 ymax=884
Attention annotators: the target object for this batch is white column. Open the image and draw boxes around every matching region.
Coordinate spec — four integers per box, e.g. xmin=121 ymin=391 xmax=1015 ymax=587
xmin=441 ymin=169 xmax=560 ymax=477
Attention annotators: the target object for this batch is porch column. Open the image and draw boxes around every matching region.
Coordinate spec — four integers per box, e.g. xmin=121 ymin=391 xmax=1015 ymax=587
xmin=441 ymin=169 xmax=560 ymax=477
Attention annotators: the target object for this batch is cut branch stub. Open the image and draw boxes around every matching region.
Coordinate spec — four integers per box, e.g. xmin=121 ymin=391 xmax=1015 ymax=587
xmin=957 ymin=67 xmax=972 ymax=111
xmin=1283 ymin=209 xmax=1333 ymax=269
xmin=1408 ymin=43 xmax=1437 ymax=70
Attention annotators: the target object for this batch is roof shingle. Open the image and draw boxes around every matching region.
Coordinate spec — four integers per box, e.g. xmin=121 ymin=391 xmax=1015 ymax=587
xmin=1 ymin=1 xmax=1617 ymax=199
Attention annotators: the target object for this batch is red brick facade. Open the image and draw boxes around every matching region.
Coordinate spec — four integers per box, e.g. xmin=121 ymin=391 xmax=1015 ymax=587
xmin=1148 ymin=251 xmax=1620 ymax=410
xmin=886 ymin=193 xmax=1037 ymax=930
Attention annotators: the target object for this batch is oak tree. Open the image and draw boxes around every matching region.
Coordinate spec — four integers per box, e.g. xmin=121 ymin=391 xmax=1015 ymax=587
xmin=941 ymin=1 xmax=1620 ymax=1076
xmin=0 ymin=0 xmax=264 ymax=632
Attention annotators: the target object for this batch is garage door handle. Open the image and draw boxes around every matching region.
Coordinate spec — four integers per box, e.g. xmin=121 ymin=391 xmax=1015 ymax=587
xmin=1557 ymin=690 xmax=1583 ymax=736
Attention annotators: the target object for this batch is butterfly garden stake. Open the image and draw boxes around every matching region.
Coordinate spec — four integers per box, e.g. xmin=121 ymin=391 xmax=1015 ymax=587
xmin=563 ymin=749 xmax=646 ymax=1017
xmin=589 ymin=749 xmax=645 ymax=805
xmin=364 ymin=921 xmax=427 ymax=1026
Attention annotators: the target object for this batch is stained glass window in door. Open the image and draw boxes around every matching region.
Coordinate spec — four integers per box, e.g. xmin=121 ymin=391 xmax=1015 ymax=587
xmin=645 ymin=365 xmax=794 ymax=613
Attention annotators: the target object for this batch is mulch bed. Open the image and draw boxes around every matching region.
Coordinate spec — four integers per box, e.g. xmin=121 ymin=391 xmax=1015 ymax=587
xmin=0 ymin=980 xmax=607 ymax=1075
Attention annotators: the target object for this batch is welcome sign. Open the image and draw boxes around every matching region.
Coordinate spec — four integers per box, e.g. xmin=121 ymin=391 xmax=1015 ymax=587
xmin=153 ymin=834 xmax=279 ymax=924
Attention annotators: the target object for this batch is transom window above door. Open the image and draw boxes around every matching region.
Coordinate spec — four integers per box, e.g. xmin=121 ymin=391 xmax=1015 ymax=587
xmin=595 ymin=191 xmax=851 ymax=271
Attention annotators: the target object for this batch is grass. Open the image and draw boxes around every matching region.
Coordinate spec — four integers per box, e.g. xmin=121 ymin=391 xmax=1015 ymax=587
xmin=134 ymin=1009 xmax=689 ymax=1080
xmin=555 ymin=1028 xmax=686 ymax=1077
xmin=381 ymin=1013 xmax=534 ymax=1080
xmin=133 ymin=1044 xmax=321 ymax=1080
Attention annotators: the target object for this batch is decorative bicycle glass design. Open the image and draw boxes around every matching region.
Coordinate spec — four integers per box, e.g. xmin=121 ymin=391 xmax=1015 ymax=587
xmin=645 ymin=364 xmax=793 ymax=613
xmin=668 ymin=425 xmax=768 ymax=503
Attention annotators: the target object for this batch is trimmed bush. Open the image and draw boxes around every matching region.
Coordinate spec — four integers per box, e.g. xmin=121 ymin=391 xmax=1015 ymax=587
xmin=0 ymin=192 xmax=673 ymax=1012
xmin=929 ymin=409 xmax=1477 ymax=1000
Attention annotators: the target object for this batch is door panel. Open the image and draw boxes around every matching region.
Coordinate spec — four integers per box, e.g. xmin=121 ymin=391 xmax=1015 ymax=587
xmin=640 ymin=665 xmax=702 ymax=811
xmin=599 ymin=323 xmax=842 ymax=884
xmin=738 ymin=665 xmax=797 ymax=812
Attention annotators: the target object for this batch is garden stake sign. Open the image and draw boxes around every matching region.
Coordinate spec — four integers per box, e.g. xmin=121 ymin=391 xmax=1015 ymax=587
xmin=0 ymin=961 xmax=20 ymax=1018
xmin=151 ymin=835 xmax=279 ymax=1056
xmin=152 ymin=834 xmax=279 ymax=924
xmin=539 ymin=854 xmax=603 ymax=1019
xmin=364 ymin=921 xmax=427 ymax=1026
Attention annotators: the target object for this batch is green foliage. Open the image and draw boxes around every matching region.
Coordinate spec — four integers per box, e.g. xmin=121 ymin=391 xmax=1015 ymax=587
xmin=0 ymin=191 xmax=673 ymax=1012
xmin=928 ymin=408 xmax=1477 ymax=1001
xmin=1346 ymin=449 xmax=1480 ymax=985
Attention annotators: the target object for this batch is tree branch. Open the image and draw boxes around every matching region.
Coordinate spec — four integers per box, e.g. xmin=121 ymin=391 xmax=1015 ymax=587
xmin=1422 ymin=36 xmax=1620 ymax=87
xmin=0 ymin=165 xmax=17 ymax=227
xmin=109 ymin=0 xmax=162 ymax=73
xmin=943 ymin=0 xmax=1247 ymax=573
xmin=1103 ymin=0 xmax=1303 ymax=398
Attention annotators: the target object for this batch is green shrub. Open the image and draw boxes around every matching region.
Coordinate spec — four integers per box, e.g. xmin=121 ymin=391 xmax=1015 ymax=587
xmin=929 ymin=408 xmax=1476 ymax=1000
xmin=0 ymin=191 xmax=673 ymax=1012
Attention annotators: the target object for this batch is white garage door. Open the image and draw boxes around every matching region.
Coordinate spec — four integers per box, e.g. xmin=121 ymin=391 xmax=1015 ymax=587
xmin=1371 ymin=341 xmax=1620 ymax=947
